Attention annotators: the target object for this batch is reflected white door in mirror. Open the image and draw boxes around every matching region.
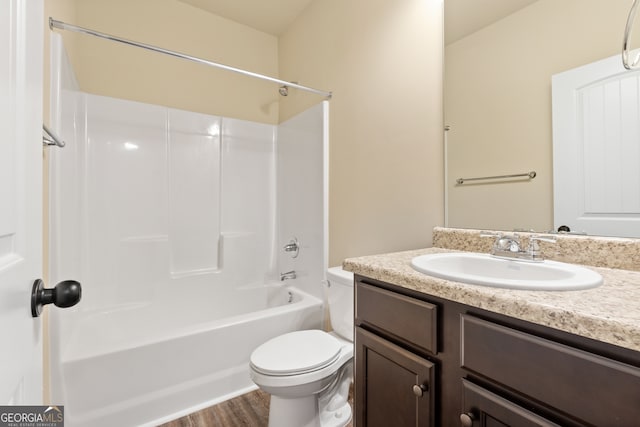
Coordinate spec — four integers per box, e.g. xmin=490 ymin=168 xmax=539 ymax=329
xmin=553 ymin=53 xmax=640 ymax=238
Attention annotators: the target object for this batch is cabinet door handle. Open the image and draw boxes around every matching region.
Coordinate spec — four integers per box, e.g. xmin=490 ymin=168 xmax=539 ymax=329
xmin=460 ymin=412 xmax=475 ymax=427
xmin=412 ymin=384 xmax=427 ymax=397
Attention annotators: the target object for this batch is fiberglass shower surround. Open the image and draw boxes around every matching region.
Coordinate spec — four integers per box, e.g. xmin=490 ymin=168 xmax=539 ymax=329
xmin=47 ymin=33 xmax=329 ymax=427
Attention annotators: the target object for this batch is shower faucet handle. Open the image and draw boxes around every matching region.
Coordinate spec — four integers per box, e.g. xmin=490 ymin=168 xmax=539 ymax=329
xmin=283 ymin=238 xmax=299 ymax=258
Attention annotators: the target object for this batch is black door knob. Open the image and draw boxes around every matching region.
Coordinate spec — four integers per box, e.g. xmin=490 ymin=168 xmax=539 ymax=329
xmin=31 ymin=279 xmax=82 ymax=317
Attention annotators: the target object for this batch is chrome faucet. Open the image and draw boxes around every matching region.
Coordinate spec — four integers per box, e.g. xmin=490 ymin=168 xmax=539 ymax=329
xmin=280 ymin=270 xmax=297 ymax=281
xmin=481 ymin=232 xmax=556 ymax=262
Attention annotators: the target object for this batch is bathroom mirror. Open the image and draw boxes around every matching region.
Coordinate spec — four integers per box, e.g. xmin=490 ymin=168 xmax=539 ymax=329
xmin=445 ymin=0 xmax=640 ymax=237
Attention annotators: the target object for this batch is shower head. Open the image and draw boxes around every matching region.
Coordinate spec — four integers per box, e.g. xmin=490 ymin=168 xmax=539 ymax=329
xmin=279 ymin=85 xmax=289 ymax=96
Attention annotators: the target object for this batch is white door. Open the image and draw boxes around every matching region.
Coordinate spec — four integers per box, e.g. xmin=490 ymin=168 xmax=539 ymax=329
xmin=553 ymin=53 xmax=640 ymax=237
xmin=0 ymin=0 xmax=44 ymax=404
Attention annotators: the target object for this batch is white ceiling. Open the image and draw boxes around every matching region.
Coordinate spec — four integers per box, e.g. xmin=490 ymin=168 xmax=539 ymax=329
xmin=445 ymin=0 xmax=539 ymax=45
xmin=178 ymin=0 xmax=315 ymax=36
xmin=178 ymin=0 xmax=539 ymax=42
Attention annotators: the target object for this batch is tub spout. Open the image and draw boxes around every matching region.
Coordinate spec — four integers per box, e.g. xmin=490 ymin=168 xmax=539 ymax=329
xmin=280 ymin=270 xmax=296 ymax=281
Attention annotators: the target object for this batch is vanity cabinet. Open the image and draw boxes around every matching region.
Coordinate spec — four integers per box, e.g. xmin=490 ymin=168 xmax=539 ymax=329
xmin=355 ymin=281 xmax=441 ymax=426
xmin=354 ymin=275 xmax=640 ymax=427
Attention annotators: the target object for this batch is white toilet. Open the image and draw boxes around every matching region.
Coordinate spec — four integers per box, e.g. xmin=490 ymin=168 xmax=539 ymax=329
xmin=249 ymin=266 xmax=354 ymax=427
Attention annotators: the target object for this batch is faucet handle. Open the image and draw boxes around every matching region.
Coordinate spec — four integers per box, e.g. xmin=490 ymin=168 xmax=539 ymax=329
xmin=481 ymin=232 xmax=523 ymax=254
xmin=506 ymin=234 xmax=522 ymax=252
xmin=283 ymin=238 xmax=299 ymax=258
xmin=480 ymin=231 xmax=503 ymax=245
xmin=497 ymin=233 xmax=521 ymax=252
xmin=527 ymin=235 xmax=556 ymax=260
xmin=529 ymin=235 xmax=557 ymax=245
xmin=480 ymin=231 xmax=507 ymax=251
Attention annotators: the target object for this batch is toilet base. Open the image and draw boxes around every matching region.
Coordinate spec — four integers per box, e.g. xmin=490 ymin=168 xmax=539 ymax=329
xmin=318 ymin=360 xmax=352 ymax=426
xmin=319 ymin=400 xmax=351 ymax=427
xmin=268 ymin=395 xmax=319 ymax=427
xmin=265 ymin=361 xmax=353 ymax=427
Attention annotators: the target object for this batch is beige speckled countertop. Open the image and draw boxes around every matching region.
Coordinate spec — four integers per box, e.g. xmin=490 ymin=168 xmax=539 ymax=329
xmin=343 ymin=247 xmax=640 ymax=352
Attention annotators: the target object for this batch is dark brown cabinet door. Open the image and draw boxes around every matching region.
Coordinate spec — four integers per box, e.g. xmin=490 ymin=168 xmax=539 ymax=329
xmin=355 ymin=327 xmax=435 ymax=427
xmin=461 ymin=380 xmax=560 ymax=427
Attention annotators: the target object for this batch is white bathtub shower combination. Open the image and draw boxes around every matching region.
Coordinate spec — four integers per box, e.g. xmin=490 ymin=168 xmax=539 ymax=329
xmin=48 ymin=35 xmax=329 ymax=427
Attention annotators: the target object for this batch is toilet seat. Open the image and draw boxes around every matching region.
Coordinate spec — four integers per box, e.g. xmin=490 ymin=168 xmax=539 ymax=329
xmin=250 ymin=330 xmax=342 ymax=376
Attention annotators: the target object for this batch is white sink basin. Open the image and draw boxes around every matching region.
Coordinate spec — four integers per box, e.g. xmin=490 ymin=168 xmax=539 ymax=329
xmin=410 ymin=252 xmax=603 ymax=291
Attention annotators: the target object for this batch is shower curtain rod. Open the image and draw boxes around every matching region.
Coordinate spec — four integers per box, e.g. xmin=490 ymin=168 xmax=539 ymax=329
xmin=49 ymin=18 xmax=333 ymax=99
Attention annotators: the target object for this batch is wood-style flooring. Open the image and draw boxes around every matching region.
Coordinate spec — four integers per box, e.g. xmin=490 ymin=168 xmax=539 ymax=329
xmin=159 ymin=388 xmax=354 ymax=427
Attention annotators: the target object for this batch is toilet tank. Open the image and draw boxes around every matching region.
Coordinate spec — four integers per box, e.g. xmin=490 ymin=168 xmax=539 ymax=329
xmin=326 ymin=266 xmax=354 ymax=341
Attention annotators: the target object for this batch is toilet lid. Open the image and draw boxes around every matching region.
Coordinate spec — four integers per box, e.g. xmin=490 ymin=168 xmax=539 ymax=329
xmin=250 ymin=330 xmax=342 ymax=376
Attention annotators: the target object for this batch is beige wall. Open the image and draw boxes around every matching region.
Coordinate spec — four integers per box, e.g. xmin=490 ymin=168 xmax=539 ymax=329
xmin=280 ymin=0 xmax=445 ymax=266
xmin=62 ymin=0 xmax=280 ymax=124
xmin=445 ymin=0 xmax=633 ymax=232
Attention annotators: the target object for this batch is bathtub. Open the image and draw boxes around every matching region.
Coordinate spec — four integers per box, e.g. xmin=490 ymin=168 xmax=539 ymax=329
xmin=52 ymin=284 xmax=323 ymax=427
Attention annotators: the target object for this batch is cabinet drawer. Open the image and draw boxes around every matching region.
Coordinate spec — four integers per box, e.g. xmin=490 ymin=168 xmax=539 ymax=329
xmin=356 ymin=282 xmax=438 ymax=354
xmin=461 ymin=315 xmax=640 ymax=427
xmin=462 ymin=379 xmax=560 ymax=427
